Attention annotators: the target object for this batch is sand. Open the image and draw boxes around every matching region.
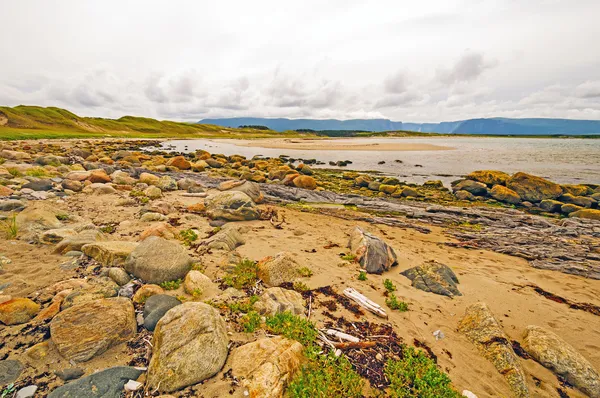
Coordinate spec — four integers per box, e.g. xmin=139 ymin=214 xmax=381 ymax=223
xmin=213 ymin=137 xmax=454 ymax=151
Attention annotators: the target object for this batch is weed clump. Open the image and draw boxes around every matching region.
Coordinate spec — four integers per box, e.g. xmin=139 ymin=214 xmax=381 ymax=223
xmin=386 ymin=293 xmax=408 ymax=312
xmin=160 ymin=279 xmax=182 ymax=290
xmin=224 ymin=258 xmax=258 ymax=289
xmin=179 ymin=228 xmax=198 ymax=246
xmin=358 ymin=271 xmax=367 ymax=281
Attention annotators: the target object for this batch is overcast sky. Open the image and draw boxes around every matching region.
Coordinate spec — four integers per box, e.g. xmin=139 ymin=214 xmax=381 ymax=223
xmin=1 ymin=0 xmax=600 ymax=123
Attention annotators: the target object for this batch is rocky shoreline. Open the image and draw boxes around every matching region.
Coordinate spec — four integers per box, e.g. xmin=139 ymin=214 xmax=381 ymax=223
xmin=1 ymin=139 xmax=599 ymax=398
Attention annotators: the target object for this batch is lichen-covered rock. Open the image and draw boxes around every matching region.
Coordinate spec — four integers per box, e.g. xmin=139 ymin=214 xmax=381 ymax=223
xmin=0 ymin=298 xmax=40 ymax=325
xmin=506 ymin=172 xmax=562 ymax=203
xmin=559 ymin=193 xmax=595 ymax=208
xmin=489 ymin=185 xmax=521 ymax=205
xmin=455 ymin=190 xmax=476 ymax=201
xmin=50 ymin=297 xmax=136 ymax=362
xmin=293 ymin=175 xmax=317 ymax=190
xmin=230 ymin=336 xmax=304 ymax=398
xmin=561 ymin=184 xmax=592 ymax=197
xmin=539 ymin=199 xmax=563 ymax=213
xmin=183 ymin=271 xmax=218 ymax=298
xmin=205 ymin=191 xmax=260 ymax=221
xmin=166 ymin=156 xmax=191 ymax=170
xmin=257 ymin=252 xmax=302 ymax=287
xmin=124 ymin=236 xmax=192 ymax=284
xmin=139 ymin=172 xmax=160 ymax=186
xmin=458 ymin=302 xmax=529 ymax=398
xmin=133 ymin=284 xmax=165 ymax=303
xmin=569 ymin=208 xmax=600 ymax=221
xmin=466 ymin=170 xmax=510 ymax=187
xmin=147 ymin=302 xmax=229 ymax=392
xmin=401 ymin=261 xmax=461 ymax=297
xmin=561 ymin=203 xmax=582 ymax=214
xmin=254 ymin=287 xmax=305 ymax=316
xmin=348 ymin=226 xmax=398 ymax=274
xmin=452 ymin=180 xmax=488 ymax=196
xmin=218 ymin=180 xmax=264 ymax=203
xmin=60 ymin=276 xmax=119 ymax=309
xmin=82 ymin=241 xmax=139 ymax=267
xmin=54 ymin=229 xmax=106 ymax=254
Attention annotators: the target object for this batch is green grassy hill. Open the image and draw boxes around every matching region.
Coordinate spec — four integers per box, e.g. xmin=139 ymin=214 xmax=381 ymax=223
xmin=0 ymin=105 xmax=304 ymax=140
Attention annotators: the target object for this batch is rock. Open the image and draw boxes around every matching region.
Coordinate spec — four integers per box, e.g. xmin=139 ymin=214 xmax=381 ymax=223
xmin=454 ymin=190 xmax=475 ymax=201
xmin=139 ymin=222 xmax=178 ymax=241
xmin=0 ymin=298 xmax=40 ymax=325
xmin=124 ymin=236 xmax=192 ymax=284
xmin=0 ymin=185 xmax=15 ymax=197
xmin=62 ymin=179 xmax=83 ymax=192
xmin=144 ymin=200 xmax=175 ymax=215
xmin=367 ymin=181 xmax=381 ymax=191
xmin=230 ymin=336 xmax=304 ymax=398
xmin=401 ymin=186 xmax=422 ymax=197
xmin=147 ymin=302 xmax=229 ymax=392
xmin=205 ymin=191 xmax=260 ymax=221
xmin=26 ymin=341 xmax=50 ymax=360
xmin=355 ymin=175 xmax=373 ymax=187
xmin=15 ymin=385 xmax=37 ymax=398
xmin=88 ymin=169 xmax=111 ymax=183
xmin=54 ymin=229 xmax=106 ymax=254
xmin=156 ymin=176 xmax=177 ymax=191
xmin=458 ymin=302 xmax=529 ymax=398
xmin=0 ymin=359 xmax=23 ymax=385
xmin=569 ymin=208 xmax=600 ymax=221
xmin=176 ymin=177 xmax=201 ymax=191
xmin=107 ymin=267 xmax=131 ymax=286
xmin=539 ymin=199 xmax=563 ymax=213
xmin=139 ymin=172 xmax=160 ymax=186
xmin=82 ymin=183 xmax=117 ymax=195
xmin=16 ymin=207 xmax=63 ymax=233
xmin=523 ymin=325 xmax=600 ymax=397
xmin=140 ymin=212 xmax=167 ymax=222
xmin=0 ymin=199 xmax=26 ymax=212
xmin=111 ymin=170 xmax=136 ymax=185
xmin=60 ymin=276 xmax=119 ymax=309
xmin=401 ymin=261 xmax=461 ymax=297
xmin=166 ymin=156 xmax=191 ymax=170
xmin=218 ymin=180 xmax=264 ymax=203
xmin=133 ymin=284 xmax=165 ymax=303
xmin=65 ymin=171 xmax=91 ymax=181
xmin=293 ymin=175 xmax=317 ymax=190
xmin=54 ymin=368 xmax=85 ymax=381
xmin=559 ymin=193 xmax=595 ymax=208
xmin=144 ymin=185 xmax=162 ymax=199
xmin=40 ymin=228 xmax=78 ymax=244
xmin=466 ymin=170 xmax=510 ymax=187
xmin=561 ymin=203 xmax=582 ymax=214
xmin=143 ymin=294 xmax=182 ymax=331
xmin=47 ymin=366 xmax=144 ymax=398
xmin=22 ymin=179 xmax=53 ymax=191
xmin=489 ymin=185 xmax=521 ymax=205
xmin=453 ymin=180 xmax=488 ymax=196
xmin=34 ymin=291 xmax=68 ymax=322
xmin=0 ymin=150 xmax=31 ymax=161
xmin=206 ymin=225 xmax=245 ymax=250
xmin=183 ymin=271 xmax=218 ymax=298
xmin=257 ymin=252 xmax=302 ymax=287
xmin=348 ymin=226 xmax=398 ymax=274
xmin=50 ymin=297 xmax=136 ymax=362
xmin=561 ymin=184 xmax=592 ymax=196
xmin=378 ymin=184 xmax=397 ymax=195
xmin=82 ymin=241 xmax=139 ymax=267
xmin=254 ymin=287 xmax=305 ymax=316
xmin=506 ymin=172 xmax=562 ymax=203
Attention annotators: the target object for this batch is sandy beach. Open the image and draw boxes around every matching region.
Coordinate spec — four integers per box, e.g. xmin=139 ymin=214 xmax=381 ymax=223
xmin=213 ymin=138 xmax=454 ymax=151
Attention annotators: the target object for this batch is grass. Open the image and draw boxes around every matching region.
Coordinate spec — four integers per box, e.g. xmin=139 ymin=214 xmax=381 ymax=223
xmin=179 ymin=228 xmax=198 ymax=246
xmin=358 ymin=271 xmax=367 ymax=281
xmin=223 ymin=258 xmax=258 ymax=289
xmin=386 ymin=293 xmax=409 ymax=312
xmin=293 ymin=281 xmax=310 ymax=292
xmin=2 ymin=214 xmax=18 ymax=239
xmin=160 ymin=279 xmax=183 ymax=290
xmin=1 ymin=384 xmax=15 ymax=398
xmin=24 ymin=166 xmax=49 ymax=177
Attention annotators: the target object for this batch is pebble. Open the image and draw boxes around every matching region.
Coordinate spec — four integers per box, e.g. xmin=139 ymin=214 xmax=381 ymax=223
xmin=16 ymin=385 xmax=37 ymax=398
xmin=55 ymin=367 xmax=85 ymax=381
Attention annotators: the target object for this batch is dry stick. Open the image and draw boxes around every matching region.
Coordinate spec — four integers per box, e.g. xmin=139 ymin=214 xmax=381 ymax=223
xmin=343 ymin=287 xmax=388 ymax=318
xmin=334 ymin=341 xmax=377 ymax=350
xmin=307 ymin=295 xmax=312 ymax=319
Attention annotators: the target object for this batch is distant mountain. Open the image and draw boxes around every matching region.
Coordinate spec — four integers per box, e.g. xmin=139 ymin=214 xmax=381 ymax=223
xmin=200 ymin=117 xmax=600 ymax=136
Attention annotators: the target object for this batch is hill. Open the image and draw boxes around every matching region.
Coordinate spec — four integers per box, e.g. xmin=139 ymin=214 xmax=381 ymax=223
xmin=200 ymin=116 xmax=600 ymax=136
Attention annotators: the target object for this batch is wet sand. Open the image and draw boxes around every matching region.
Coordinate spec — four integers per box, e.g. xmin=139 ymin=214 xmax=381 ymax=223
xmin=213 ymin=138 xmax=454 ymax=151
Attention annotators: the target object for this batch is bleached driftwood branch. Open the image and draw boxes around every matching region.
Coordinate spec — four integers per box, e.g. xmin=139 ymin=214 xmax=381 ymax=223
xmin=343 ymin=287 xmax=388 ymax=318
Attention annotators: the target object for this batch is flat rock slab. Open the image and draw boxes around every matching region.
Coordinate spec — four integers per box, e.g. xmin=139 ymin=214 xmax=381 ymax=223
xmin=47 ymin=366 xmax=143 ymax=398
xmin=82 ymin=241 xmax=139 ymax=267
xmin=0 ymin=359 xmax=23 ymax=385
xmin=400 ymin=261 xmax=461 ymax=297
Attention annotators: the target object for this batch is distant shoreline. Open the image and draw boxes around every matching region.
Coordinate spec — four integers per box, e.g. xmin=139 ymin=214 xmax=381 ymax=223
xmin=211 ymin=138 xmax=454 ymax=151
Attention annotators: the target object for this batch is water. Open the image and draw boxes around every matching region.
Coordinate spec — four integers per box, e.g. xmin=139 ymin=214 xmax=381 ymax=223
xmin=159 ymin=137 xmax=600 ymax=185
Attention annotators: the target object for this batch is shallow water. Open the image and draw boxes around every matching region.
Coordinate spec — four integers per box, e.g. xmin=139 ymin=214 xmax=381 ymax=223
xmin=160 ymin=137 xmax=600 ymax=185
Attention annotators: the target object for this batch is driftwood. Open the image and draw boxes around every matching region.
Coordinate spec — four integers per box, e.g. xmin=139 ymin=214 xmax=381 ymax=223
xmin=343 ymin=287 xmax=388 ymax=318
xmin=334 ymin=341 xmax=377 ymax=350
xmin=325 ymin=329 xmax=359 ymax=343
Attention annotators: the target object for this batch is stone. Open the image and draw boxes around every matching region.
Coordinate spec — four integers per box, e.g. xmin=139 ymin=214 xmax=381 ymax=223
xmin=139 ymin=222 xmax=178 ymax=241
xmin=22 ymin=179 xmax=53 ymax=191
xmin=50 ymin=297 xmax=136 ymax=362
xmin=354 ymin=175 xmax=373 ymax=187
xmin=0 ymin=199 xmax=26 ymax=212
xmin=206 ymin=225 xmax=245 ymax=250
xmin=55 ymin=368 xmax=85 ymax=381
xmin=254 ymin=287 xmax=305 ymax=316
xmin=230 ymin=336 xmax=304 ymax=398
xmin=65 ymin=171 xmax=91 ymax=181
xmin=378 ymin=184 xmax=397 ymax=195
xmin=108 ymin=267 xmax=131 ymax=286
xmin=183 ymin=271 xmax=218 ymax=298
xmin=367 ymin=181 xmax=381 ymax=191
xmin=205 ymin=191 xmax=260 ymax=221
xmin=26 ymin=341 xmax=50 ymax=360
xmin=348 ymin=226 xmax=398 ymax=274
xmin=458 ymin=303 xmax=529 ymax=398
xmin=143 ymin=294 xmax=182 ymax=331
xmin=147 ymin=302 xmax=229 ymax=392
xmin=523 ymin=325 xmax=600 ymax=398
xmin=561 ymin=203 xmax=582 ymax=214
xmin=539 ymin=199 xmax=563 ymax=213
xmin=561 ymin=184 xmax=592 ymax=196
xmin=0 ymin=150 xmax=31 ymax=161
xmin=401 ymin=186 xmax=422 ymax=197
xmin=54 ymin=229 xmax=106 ymax=254
xmin=218 ymin=180 xmax=264 ymax=203
xmin=62 ymin=179 xmax=83 ymax=192
xmin=455 ymin=189 xmax=476 ymax=201
xmin=166 ymin=156 xmax=192 ymax=170
xmin=489 ymin=185 xmax=521 ymax=204
xmin=144 ymin=200 xmax=175 ymax=215
xmin=257 ymin=252 xmax=302 ymax=287
xmin=156 ymin=176 xmax=177 ymax=191
xmin=144 ymin=185 xmax=162 ymax=199
xmin=452 ymin=180 xmax=488 ymax=196
xmin=0 ymin=185 xmax=14 ymax=197
xmin=33 ymin=291 xmax=68 ymax=322
xmin=60 ymin=277 xmax=119 ymax=309
xmin=506 ymin=172 xmax=562 ymax=203
xmin=82 ymin=183 xmax=117 ymax=195
xmin=40 ymin=228 xmax=78 ymax=244
xmin=16 ymin=207 xmax=63 ymax=232
xmin=401 ymin=261 xmax=461 ymax=297
xmin=47 ymin=366 xmax=144 ymax=398
xmin=569 ymin=209 xmax=600 ymax=221
xmin=15 ymin=385 xmax=37 ymax=398
xmin=0 ymin=298 xmax=40 ymax=325
xmin=140 ymin=212 xmax=167 ymax=222
xmin=139 ymin=172 xmax=160 ymax=186
xmin=559 ymin=193 xmax=595 ymax=208
xmin=466 ymin=170 xmax=510 ymax=187
xmin=124 ymin=236 xmax=192 ymax=284
xmin=111 ymin=170 xmax=136 ymax=185
xmin=82 ymin=241 xmax=139 ymax=267
xmin=293 ymin=175 xmax=317 ymax=190
xmin=88 ymin=169 xmax=111 ymax=183
xmin=133 ymin=284 xmax=165 ymax=303
xmin=0 ymin=359 xmax=23 ymax=385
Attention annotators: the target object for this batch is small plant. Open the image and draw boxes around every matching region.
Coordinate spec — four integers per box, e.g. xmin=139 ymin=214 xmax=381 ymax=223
xmin=2 ymin=214 xmax=18 ymax=239
xmin=140 ymin=196 xmax=150 ymax=204
xmin=100 ymin=224 xmax=116 ymax=234
xmin=191 ymin=262 xmax=204 ymax=271
xmin=160 ymin=278 xmax=183 ymax=290
xmin=228 ymin=295 xmax=259 ymax=313
xmin=190 ymin=289 xmax=203 ymax=300
xmin=385 ymin=347 xmax=459 ymax=397
xmin=386 ymin=293 xmax=409 ymax=312
xmin=265 ymin=312 xmax=318 ymax=347
xmin=7 ymin=168 xmax=22 ymax=177
xmin=384 ymin=279 xmax=396 ymax=292
xmin=240 ymin=310 xmax=262 ymax=333
xmin=56 ymin=213 xmax=69 ymax=221
xmin=224 ymin=258 xmax=258 ymax=289
xmin=293 ymin=281 xmax=309 ymax=292
xmin=298 ymin=266 xmax=313 ymax=277
xmin=358 ymin=271 xmax=367 ymax=281
xmin=1 ymin=383 xmax=16 ymax=398
xmin=179 ymin=228 xmax=198 ymax=246
xmin=340 ymin=253 xmax=357 ymax=262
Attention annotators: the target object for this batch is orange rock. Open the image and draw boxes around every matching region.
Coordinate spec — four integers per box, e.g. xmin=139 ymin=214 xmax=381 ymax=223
xmin=187 ymin=202 xmax=206 ymax=214
xmin=133 ymin=284 xmax=165 ymax=303
xmin=88 ymin=169 xmax=112 ymax=183
xmin=0 ymin=298 xmax=40 ymax=325
xmin=166 ymin=156 xmax=192 ymax=170
xmin=139 ymin=222 xmax=178 ymax=241
xmin=0 ymin=185 xmax=14 ymax=197
xmin=293 ymin=175 xmax=317 ymax=190
xmin=282 ymin=173 xmax=300 ymax=186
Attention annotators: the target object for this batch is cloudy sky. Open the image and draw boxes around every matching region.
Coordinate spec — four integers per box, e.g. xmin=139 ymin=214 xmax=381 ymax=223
xmin=1 ymin=0 xmax=600 ymax=122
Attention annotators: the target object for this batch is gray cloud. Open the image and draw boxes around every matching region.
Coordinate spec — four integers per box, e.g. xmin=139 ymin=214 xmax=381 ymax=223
xmin=436 ymin=51 xmax=497 ymax=85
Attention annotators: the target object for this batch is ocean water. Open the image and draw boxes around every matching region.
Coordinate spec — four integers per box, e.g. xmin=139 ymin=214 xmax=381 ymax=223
xmin=159 ymin=137 xmax=600 ymax=186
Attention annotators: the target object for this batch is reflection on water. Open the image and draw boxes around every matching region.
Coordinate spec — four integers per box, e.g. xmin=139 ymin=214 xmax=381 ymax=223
xmin=159 ymin=137 xmax=600 ymax=185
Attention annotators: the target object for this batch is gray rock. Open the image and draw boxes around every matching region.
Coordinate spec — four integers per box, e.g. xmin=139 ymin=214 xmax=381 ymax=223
xmin=55 ymin=367 xmax=85 ymax=381
xmin=348 ymin=226 xmax=398 ymax=274
xmin=48 ymin=366 xmax=143 ymax=398
xmin=15 ymin=385 xmax=37 ymax=398
xmin=453 ymin=180 xmax=488 ymax=196
xmin=124 ymin=236 xmax=192 ymax=284
xmin=107 ymin=267 xmax=131 ymax=286
xmin=0 ymin=199 xmax=26 ymax=212
xmin=206 ymin=225 xmax=245 ymax=251
xmin=0 ymin=359 xmax=23 ymax=385
xmin=401 ymin=261 xmax=461 ymax=297
xmin=143 ymin=294 xmax=181 ymax=331
xmin=218 ymin=180 xmax=263 ymax=203
xmin=22 ymin=179 xmax=53 ymax=191
xmin=539 ymin=199 xmax=563 ymax=213
xmin=204 ymin=191 xmax=260 ymax=221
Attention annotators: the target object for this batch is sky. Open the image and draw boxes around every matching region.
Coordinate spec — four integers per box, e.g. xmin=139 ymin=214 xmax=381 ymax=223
xmin=1 ymin=0 xmax=600 ymax=123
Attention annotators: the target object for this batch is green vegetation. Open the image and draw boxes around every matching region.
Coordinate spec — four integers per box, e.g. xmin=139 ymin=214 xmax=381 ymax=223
xmin=223 ymin=258 xmax=258 ymax=289
xmin=240 ymin=310 xmax=262 ymax=332
xmin=1 ymin=384 xmax=15 ymax=398
xmin=160 ymin=278 xmax=183 ymax=290
xmin=56 ymin=213 xmax=70 ymax=221
xmin=7 ymin=168 xmax=21 ymax=177
xmin=265 ymin=312 xmax=318 ymax=347
xmin=179 ymin=228 xmax=198 ymax=246
xmin=228 ymin=295 xmax=259 ymax=313
xmin=298 ymin=266 xmax=313 ymax=277
xmin=293 ymin=281 xmax=310 ymax=292
xmin=384 ymin=279 xmax=397 ymax=293
xmin=2 ymin=214 xmax=18 ymax=239
xmin=386 ymin=293 xmax=409 ymax=312
xmin=385 ymin=347 xmax=459 ymax=398
xmin=340 ymin=253 xmax=357 ymax=262
xmin=358 ymin=271 xmax=367 ymax=281
xmin=24 ymin=166 xmax=49 ymax=177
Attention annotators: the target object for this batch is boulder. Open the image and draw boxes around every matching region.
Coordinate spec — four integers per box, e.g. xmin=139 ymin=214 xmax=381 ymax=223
xmin=348 ymin=226 xmax=398 ymax=274
xmin=139 ymin=172 xmax=160 ymax=186
xmin=205 ymin=191 xmax=260 ymax=221
xmin=378 ymin=184 xmax=397 ymax=195
xmin=458 ymin=302 xmax=529 ymax=398
xmin=82 ymin=241 xmax=139 ymax=267
xmin=111 ymin=170 xmax=136 ymax=185
xmin=143 ymin=294 xmax=181 ymax=331
xmin=107 ymin=267 xmax=131 ymax=286
xmin=205 ymin=225 xmax=245 ymax=251
xmin=22 ymin=179 xmax=53 ymax=191
xmin=144 ymin=185 xmax=162 ymax=199
xmin=16 ymin=207 xmax=62 ymax=232
xmin=218 ymin=180 xmax=264 ymax=203
xmin=354 ymin=175 xmax=373 ymax=187
xmin=559 ymin=193 xmax=595 ymax=208
xmin=466 ymin=170 xmax=510 ymax=187
xmin=54 ymin=229 xmax=106 ymax=254
xmin=400 ymin=261 xmax=461 ymax=297
xmin=183 ymin=271 xmax=218 ymax=298
xmin=523 ymin=325 xmax=600 ymax=397
xmin=147 ymin=302 xmax=229 ymax=392
xmin=506 ymin=172 xmax=562 ymax=203
xmin=257 ymin=252 xmax=302 ymax=287
xmin=138 ymin=222 xmax=178 ymax=241
xmin=561 ymin=184 xmax=592 ymax=196
xmin=124 ymin=236 xmax=192 ymax=284
xmin=539 ymin=199 xmax=563 ymax=213
xmin=0 ymin=359 xmax=23 ymax=385
xmin=254 ymin=287 xmax=305 ymax=316
xmin=230 ymin=337 xmax=304 ymax=398
xmin=156 ymin=176 xmax=177 ymax=191
xmin=561 ymin=203 xmax=582 ymax=214
xmin=82 ymin=183 xmax=117 ymax=195
xmin=489 ymin=185 xmax=521 ymax=205
xmin=455 ymin=190 xmax=476 ymax=201
xmin=50 ymin=297 xmax=136 ymax=362
xmin=293 ymin=175 xmax=317 ymax=190
xmin=452 ymin=180 xmax=488 ymax=196
xmin=0 ymin=185 xmax=14 ymax=197
xmin=61 ymin=276 xmax=119 ymax=309
xmin=0 ymin=298 xmax=40 ymax=325
xmin=88 ymin=169 xmax=111 ymax=183
xmin=40 ymin=228 xmax=78 ymax=244
xmin=133 ymin=284 xmax=165 ymax=303
xmin=166 ymin=156 xmax=191 ymax=170
xmin=0 ymin=150 xmax=31 ymax=160
xmin=47 ymin=366 xmax=144 ymax=398
xmin=569 ymin=209 xmax=600 ymax=221
xmin=0 ymin=199 xmax=26 ymax=212
xmin=62 ymin=179 xmax=83 ymax=192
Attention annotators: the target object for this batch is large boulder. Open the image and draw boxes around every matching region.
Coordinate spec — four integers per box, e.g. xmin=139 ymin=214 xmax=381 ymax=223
xmin=561 ymin=184 xmax=592 ymax=196
xmin=293 ymin=175 xmax=317 ymax=190
xmin=559 ymin=193 xmax=595 ymax=208
xmin=466 ymin=170 xmax=510 ymax=187
xmin=166 ymin=156 xmax=191 ymax=170
xmin=0 ymin=298 xmax=40 ymax=325
xmin=539 ymin=199 xmax=563 ymax=213
xmin=204 ymin=191 xmax=260 ymax=221
xmin=82 ymin=241 xmax=139 ymax=267
xmin=489 ymin=185 xmax=521 ymax=205
xmin=523 ymin=325 xmax=600 ymax=397
xmin=348 ymin=226 xmax=398 ymax=274
xmin=218 ymin=180 xmax=264 ymax=203
xmin=401 ymin=261 xmax=461 ymax=297
xmin=50 ymin=297 xmax=136 ymax=362
xmin=257 ymin=252 xmax=302 ymax=287
xmin=452 ymin=180 xmax=488 ymax=196
xmin=147 ymin=302 xmax=229 ymax=393
xmin=254 ymin=287 xmax=305 ymax=316
xmin=230 ymin=336 xmax=304 ymax=398
xmin=47 ymin=366 xmax=144 ymax=398
xmin=569 ymin=209 xmax=600 ymax=221
xmin=506 ymin=172 xmax=562 ymax=203
xmin=60 ymin=277 xmax=119 ymax=309
xmin=124 ymin=236 xmax=192 ymax=284
xmin=458 ymin=302 xmax=529 ymax=398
